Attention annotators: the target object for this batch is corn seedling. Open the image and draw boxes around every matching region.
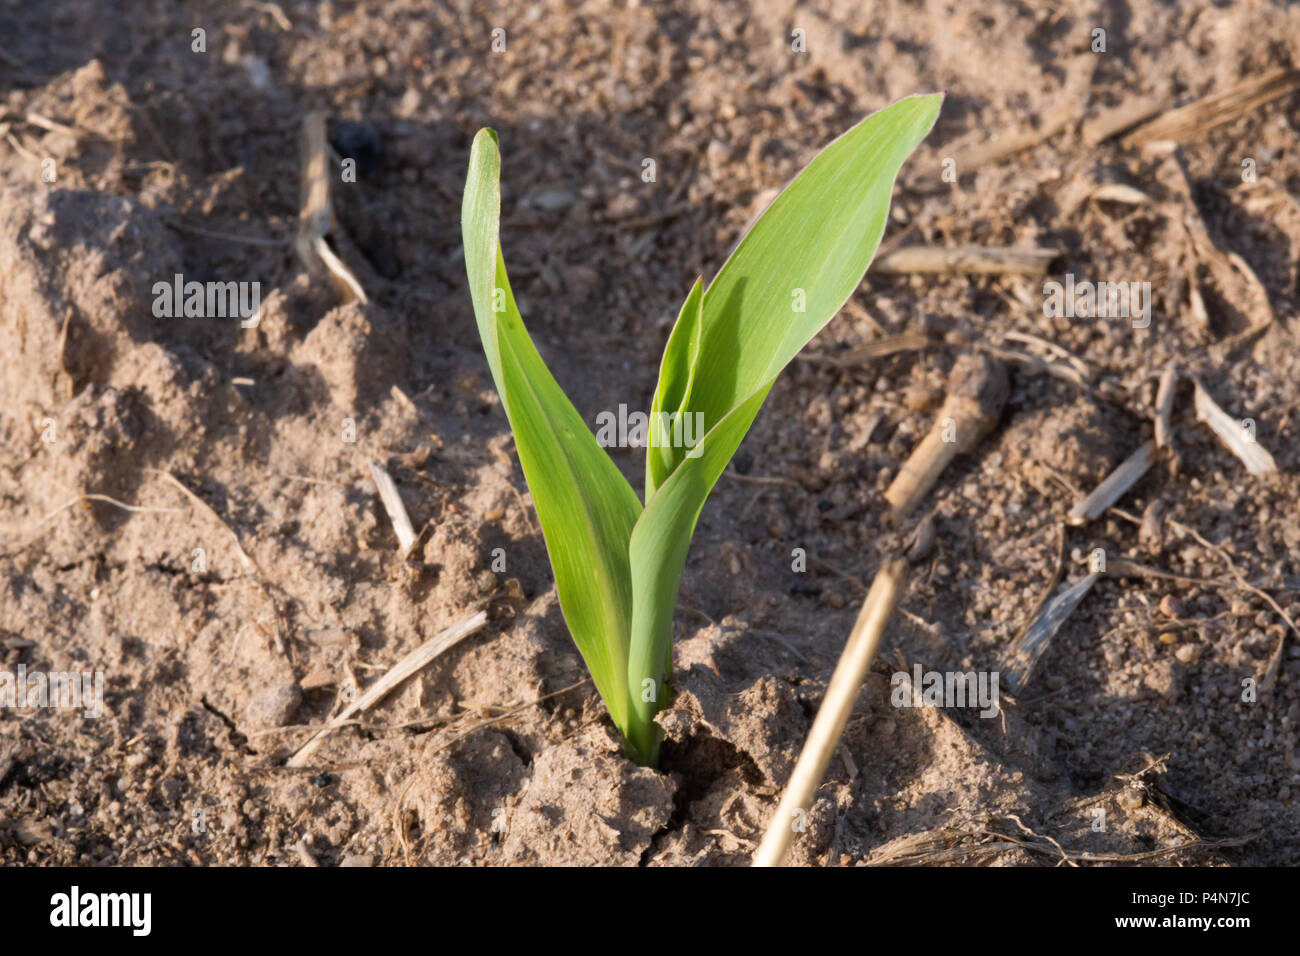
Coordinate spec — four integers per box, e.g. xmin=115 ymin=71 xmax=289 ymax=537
xmin=461 ymin=94 xmax=942 ymax=765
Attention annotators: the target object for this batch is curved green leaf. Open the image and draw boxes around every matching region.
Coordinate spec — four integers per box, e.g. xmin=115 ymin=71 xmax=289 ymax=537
xmin=626 ymin=94 xmax=943 ymax=762
xmin=462 ymin=129 xmax=643 ymax=729
xmin=625 ymin=380 xmax=772 ymax=763
xmin=646 ymin=275 xmax=704 ymax=499
xmin=647 ymin=94 xmax=943 ymax=489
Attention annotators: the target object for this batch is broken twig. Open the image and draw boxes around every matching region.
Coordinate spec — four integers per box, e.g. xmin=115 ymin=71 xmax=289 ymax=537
xmin=1191 ymin=378 xmax=1277 ymax=475
xmin=1067 ymin=440 xmax=1156 ymax=525
xmin=368 ymin=461 xmax=418 ymax=554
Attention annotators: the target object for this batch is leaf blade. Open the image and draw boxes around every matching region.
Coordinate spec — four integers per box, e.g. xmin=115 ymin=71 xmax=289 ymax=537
xmin=646 ymin=275 xmax=704 ymax=499
xmin=625 ymin=380 xmax=772 ymax=762
xmin=651 ymin=94 xmax=943 ymax=486
xmin=462 ymin=129 xmax=642 ymax=730
xmin=627 ymin=95 xmax=943 ymax=758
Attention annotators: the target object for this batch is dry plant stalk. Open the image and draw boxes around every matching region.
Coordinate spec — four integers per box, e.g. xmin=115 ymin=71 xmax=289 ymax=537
xmin=1002 ymin=572 xmax=1099 ymax=693
xmin=871 ymin=245 xmax=1057 ymax=276
xmin=753 ymin=558 xmax=909 ymax=867
xmin=150 ymin=468 xmax=255 ymax=572
xmin=1158 ymin=151 xmax=1274 ymax=356
xmin=296 ymin=111 xmax=332 ymax=250
xmin=1067 ymin=439 xmax=1156 ymax=525
xmin=884 ymin=353 xmax=1008 ymax=518
xmin=952 ymin=98 xmax=1080 ymax=172
xmin=1089 ymin=183 xmax=1153 ymax=206
xmin=296 ymin=110 xmax=367 ymax=304
xmin=1154 ymin=362 xmax=1179 ymax=449
xmin=1191 ymin=378 xmax=1278 ymax=475
xmin=797 ymin=331 xmax=929 ymax=367
xmin=1081 ymin=96 xmax=1164 ymax=145
xmin=286 ymin=609 xmax=487 ymax=768
xmin=368 ymin=460 xmax=418 ymax=554
xmin=1123 ymin=68 xmax=1300 ymax=147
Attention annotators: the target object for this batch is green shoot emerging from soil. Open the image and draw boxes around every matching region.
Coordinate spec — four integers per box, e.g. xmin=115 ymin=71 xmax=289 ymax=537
xmin=462 ymin=94 xmax=942 ymax=765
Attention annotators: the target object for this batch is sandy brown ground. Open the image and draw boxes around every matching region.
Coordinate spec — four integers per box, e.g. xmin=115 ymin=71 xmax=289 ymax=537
xmin=1 ymin=1 xmax=1298 ymax=866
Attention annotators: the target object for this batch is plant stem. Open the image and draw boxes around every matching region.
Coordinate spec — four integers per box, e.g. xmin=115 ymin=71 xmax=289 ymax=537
xmin=623 ymin=721 xmax=661 ymax=767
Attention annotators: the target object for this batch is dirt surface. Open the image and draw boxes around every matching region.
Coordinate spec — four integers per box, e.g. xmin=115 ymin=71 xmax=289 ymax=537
xmin=1 ymin=1 xmax=1299 ymax=867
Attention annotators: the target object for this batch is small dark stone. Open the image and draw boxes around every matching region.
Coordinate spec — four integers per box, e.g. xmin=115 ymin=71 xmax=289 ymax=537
xmin=310 ymin=773 xmax=332 ymax=788
xmin=817 ymin=499 xmax=834 ymax=513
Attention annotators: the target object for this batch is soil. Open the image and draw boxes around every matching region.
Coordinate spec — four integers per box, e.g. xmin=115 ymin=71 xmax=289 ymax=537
xmin=2 ymin=0 xmax=1299 ymax=867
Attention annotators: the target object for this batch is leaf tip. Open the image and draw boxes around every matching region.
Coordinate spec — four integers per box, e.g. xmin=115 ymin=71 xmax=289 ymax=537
xmin=470 ymin=127 xmax=501 ymax=162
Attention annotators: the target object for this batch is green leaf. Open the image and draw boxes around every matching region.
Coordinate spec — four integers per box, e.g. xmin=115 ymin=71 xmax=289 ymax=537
xmin=462 ymin=128 xmax=643 ymax=730
xmin=646 ymin=275 xmax=703 ymax=499
xmin=626 ymin=94 xmax=943 ymax=763
xmin=648 ymin=94 xmax=944 ymax=488
xmin=625 ymin=380 xmax=772 ymax=763
xmin=461 ymin=94 xmax=941 ymax=766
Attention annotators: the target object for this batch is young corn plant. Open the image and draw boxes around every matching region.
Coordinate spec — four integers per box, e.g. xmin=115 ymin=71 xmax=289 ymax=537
xmin=462 ymin=94 xmax=942 ymax=765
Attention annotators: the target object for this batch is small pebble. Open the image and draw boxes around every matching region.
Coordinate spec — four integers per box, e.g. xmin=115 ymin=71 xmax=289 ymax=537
xmin=1117 ymin=786 xmax=1144 ymax=811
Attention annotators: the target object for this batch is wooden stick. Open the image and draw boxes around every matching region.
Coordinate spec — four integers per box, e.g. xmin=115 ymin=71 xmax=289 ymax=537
xmin=753 ymin=558 xmax=909 ymax=867
xmin=884 ymin=354 xmax=1008 ymax=518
